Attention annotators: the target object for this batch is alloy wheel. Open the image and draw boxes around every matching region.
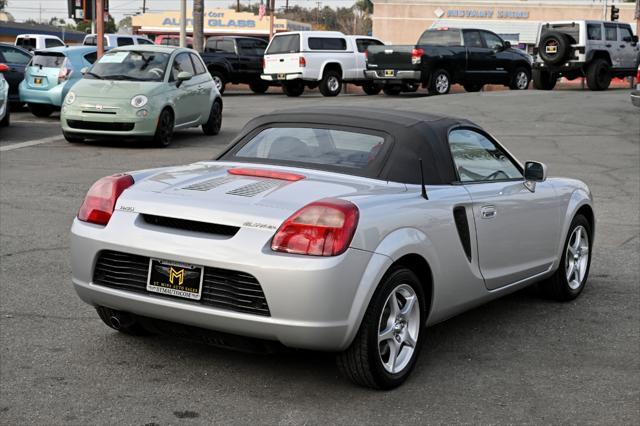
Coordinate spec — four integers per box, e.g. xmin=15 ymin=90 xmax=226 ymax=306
xmin=435 ymin=74 xmax=449 ymax=94
xmin=327 ymin=76 xmax=340 ymax=92
xmin=516 ymin=71 xmax=529 ymax=89
xmin=213 ymin=76 xmax=223 ymax=91
xmin=565 ymin=225 xmax=589 ymax=290
xmin=377 ymin=284 xmax=420 ymax=374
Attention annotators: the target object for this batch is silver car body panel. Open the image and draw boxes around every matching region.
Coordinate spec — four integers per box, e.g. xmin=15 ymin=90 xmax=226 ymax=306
xmin=71 ymin=160 xmax=594 ymax=351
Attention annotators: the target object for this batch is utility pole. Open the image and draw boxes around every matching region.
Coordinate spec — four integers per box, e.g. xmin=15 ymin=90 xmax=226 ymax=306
xmin=142 ymin=0 xmax=146 ymax=14
xmin=193 ymin=0 xmax=204 ymax=53
xmin=285 ymin=0 xmax=288 ymax=12
xmin=179 ymin=0 xmax=186 ymax=47
xmin=269 ymin=0 xmax=275 ymax=39
xmin=602 ymin=0 xmax=608 ymax=21
xmin=237 ymin=0 xmax=240 ymax=13
xmin=316 ymin=1 xmax=321 ymax=26
xmin=96 ymin=0 xmax=104 ymax=58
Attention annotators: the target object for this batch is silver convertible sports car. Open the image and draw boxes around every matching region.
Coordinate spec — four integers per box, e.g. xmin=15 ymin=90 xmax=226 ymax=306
xmin=71 ymin=107 xmax=594 ymax=389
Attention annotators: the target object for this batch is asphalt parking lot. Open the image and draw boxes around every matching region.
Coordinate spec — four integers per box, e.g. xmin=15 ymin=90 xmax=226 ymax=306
xmin=1 ymin=87 xmax=638 ymax=425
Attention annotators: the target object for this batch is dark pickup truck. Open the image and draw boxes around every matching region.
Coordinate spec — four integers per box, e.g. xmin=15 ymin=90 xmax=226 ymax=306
xmin=201 ymin=36 xmax=272 ymax=94
xmin=365 ymin=28 xmax=532 ymax=95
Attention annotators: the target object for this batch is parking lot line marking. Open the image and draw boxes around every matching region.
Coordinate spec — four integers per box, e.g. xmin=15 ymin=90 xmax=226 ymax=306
xmin=0 ymin=136 xmax=63 ymax=152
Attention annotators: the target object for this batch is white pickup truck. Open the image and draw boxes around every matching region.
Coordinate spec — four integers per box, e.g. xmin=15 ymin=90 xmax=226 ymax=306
xmin=261 ymin=31 xmax=384 ymax=97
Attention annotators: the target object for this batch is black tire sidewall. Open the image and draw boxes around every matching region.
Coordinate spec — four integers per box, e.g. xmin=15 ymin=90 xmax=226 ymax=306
xmin=587 ymin=59 xmax=611 ymax=91
xmin=362 ymin=83 xmax=381 ymax=95
xmin=202 ymin=101 xmax=222 ymax=135
xmin=532 ymin=69 xmax=557 ymax=90
xmin=430 ymin=69 xmax=451 ymax=95
xmin=557 ymin=215 xmax=592 ymax=299
xmin=282 ymin=80 xmax=304 ymax=97
xmin=320 ymin=70 xmax=342 ymax=96
xmin=28 ymin=103 xmax=54 ymax=117
xmin=383 ymin=86 xmax=402 ymax=96
xmin=211 ymin=71 xmax=226 ymax=94
xmin=154 ymin=109 xmax=174 ymax=147
xmin=364 ymin=267 xmax=426 ymax=389
xmin=249 ymin=80 xmax=269 ymax=94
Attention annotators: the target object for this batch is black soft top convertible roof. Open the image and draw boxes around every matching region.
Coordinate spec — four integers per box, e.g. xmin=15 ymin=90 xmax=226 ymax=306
xmin=219 ymin=107 xmax=479 ymax=185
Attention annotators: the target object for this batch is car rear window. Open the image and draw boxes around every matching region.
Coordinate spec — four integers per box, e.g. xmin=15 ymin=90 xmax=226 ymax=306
xmin=308 ymin=37 xmax=347 ymax=50
xmin=137 ymin=38 xmax=154 ymax=45
xmin=229 ymin=127 xmax=387 ymax=171
xmin=418 ymin=29 xmax=461 ymax=46
xmin=543 ymin=24 xmax=579 ymax=43
xmin=266 ymin=34 xmax=300 ymax=54
xmin=16 ymin=38 xmax=37 ymax=49
xmin=356 ymin=38 xmax=383 ymax=53
xmin=45 ymin=38 xmax=64 ymax=48
xmin=31 ymin=52 xmax=65 ymax=68
xmin=117 ymin=37 xmax=134 ymax=46
xmin=237 ymin=38 xmax=267 ymax=55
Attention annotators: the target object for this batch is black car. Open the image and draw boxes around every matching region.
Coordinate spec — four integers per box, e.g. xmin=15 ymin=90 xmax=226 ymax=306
xmin=0 ymin=43 xmax=32 ymax=105
xmin=201 ymin=36 xmax=273 ymax=94
xmin=365 ymin=28 xmax=532 ymax=95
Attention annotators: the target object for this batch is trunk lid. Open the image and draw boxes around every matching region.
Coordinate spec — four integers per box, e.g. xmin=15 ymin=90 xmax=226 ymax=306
xmin=264 ymin=33 xmax=302 ymax=75
xmin=119 ymin=162 xmax=404 ymax=229
xmin=25 ymin=52 xmax=67 ymax=91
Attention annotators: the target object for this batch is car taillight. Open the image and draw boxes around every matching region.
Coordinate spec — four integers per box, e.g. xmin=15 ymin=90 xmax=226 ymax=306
xmin=411 ymin=48 xmax=424 ymax=65
xmin=78 ymin=174 xmax=134 ymax=226
xmin=299 ymin=56 xmax=306 ymax=67
xmin=262 ymin=58 xmax=265 ymax=69
xmin=271 ymin=199 xmax=359 ymax=256
xmin=58 ymin=67 xmax=72 ymax=84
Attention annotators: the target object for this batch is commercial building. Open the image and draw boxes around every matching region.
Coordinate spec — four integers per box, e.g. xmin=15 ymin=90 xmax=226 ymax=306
xmin=132 ymin=9 xmax=311 ymax=40
xmin=371 ymin=0 xmax=639 ymax=50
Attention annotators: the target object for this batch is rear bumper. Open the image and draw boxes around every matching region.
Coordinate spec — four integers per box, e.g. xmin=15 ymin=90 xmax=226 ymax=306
xmin=70 ymin=215 xmax=389 ymax=351
xmin=364 ymin=69 xmax=421 ymax=82
xmin=19 ymin=81 xmax=64 ymax=106
xmin=631 ymin=90 xmax=640 ymax=108
xmin=261 ymin=73 xmax=303 ymax=82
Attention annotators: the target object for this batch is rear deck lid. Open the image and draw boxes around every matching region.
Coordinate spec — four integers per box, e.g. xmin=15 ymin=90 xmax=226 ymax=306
xmin=25 ymin=52 xmax=67 ymax=90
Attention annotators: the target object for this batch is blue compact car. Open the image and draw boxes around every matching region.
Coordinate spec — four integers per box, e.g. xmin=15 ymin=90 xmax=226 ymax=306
xmin=19 ymin=46 xmax=106 ymax=117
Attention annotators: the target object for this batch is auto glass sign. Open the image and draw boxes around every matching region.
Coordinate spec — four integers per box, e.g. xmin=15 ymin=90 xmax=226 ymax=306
xmin=162 ymin=11 xmax=259 ymax=28
xmin=446 ymin=10 xmax=530 ymax=19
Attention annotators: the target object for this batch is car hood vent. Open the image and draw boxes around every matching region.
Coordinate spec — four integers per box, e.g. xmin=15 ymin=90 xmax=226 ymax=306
xmin=226 ymin=180 xmax=281 ymax=197
xmin=182 ymin=176 xmax=236 ymax=191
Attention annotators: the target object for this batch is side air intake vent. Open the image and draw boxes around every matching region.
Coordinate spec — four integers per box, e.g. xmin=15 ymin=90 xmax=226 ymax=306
xmin=453 ymin=206 xmax=472 ymax=261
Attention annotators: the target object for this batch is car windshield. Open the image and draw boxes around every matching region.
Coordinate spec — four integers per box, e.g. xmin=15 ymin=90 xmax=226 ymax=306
xmin=86 ymin=50 xmax=170 ymax=81
xmin=228 ymin=127 xmax=387 ymax=170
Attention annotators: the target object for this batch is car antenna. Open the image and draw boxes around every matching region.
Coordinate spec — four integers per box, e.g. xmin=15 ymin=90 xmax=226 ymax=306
xmin=419 ymin=158 xmax=428 ymax=200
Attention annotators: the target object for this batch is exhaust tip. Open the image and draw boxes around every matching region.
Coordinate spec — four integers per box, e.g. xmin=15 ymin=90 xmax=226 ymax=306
xmin=109 ymin=315 xmax=121 ymax=330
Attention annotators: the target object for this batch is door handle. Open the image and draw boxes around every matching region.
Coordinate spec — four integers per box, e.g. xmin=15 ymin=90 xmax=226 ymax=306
xmin=480 ymin=205 xmax=497 ymax=219
xmin=620 ymin=45 xmax=625 ymax=48
xmin=606 ymin=44 xmax=612 ymax=48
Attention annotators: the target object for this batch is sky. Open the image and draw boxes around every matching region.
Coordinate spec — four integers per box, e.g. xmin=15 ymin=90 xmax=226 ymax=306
xmin=4 ymin=0 xmax=358 ymax=24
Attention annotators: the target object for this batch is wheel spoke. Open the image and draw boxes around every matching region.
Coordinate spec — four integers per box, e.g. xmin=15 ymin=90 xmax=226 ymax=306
xmin=378 ymin=326 xmax=394 ymax=344
xmin=399 ymin=295 xmax=417 ymax=317
xmin=387 ymin=339 xmax=400 ymax=372
xmin=404 ymin=331 xmax=417 ymax=348
xmin=389 ymin=292 xmax=400 ymax=318
xmin=572 ymin=228 xmax=582 ymax=250
xmin=566 ymin=260 xmax=575 ymax=281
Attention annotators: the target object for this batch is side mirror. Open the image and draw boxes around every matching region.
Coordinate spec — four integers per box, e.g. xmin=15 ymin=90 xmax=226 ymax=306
xmin=176 ymin=71 xmax=192 ymax=87
xmin=504 ymin=41 xmax=511 ymax=49
xmin=524 ymin=161 xmax=547 ymax=182
xmin=80 ymin=66 xmax=88 ymax=75
xmin=0 ymin=63 xmax=8 ymax=73
xmin=177 ymin=71 xmax=192 ymax=81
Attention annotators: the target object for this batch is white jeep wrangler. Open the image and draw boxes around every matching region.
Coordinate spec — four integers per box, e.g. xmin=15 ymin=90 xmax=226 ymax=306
xmin=532 ymin=20 xmax=639 ymax=91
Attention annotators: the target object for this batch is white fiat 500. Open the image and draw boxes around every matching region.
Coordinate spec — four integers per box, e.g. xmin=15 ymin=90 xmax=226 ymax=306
xmin=71 ymin=107 xmax=594 ymax=389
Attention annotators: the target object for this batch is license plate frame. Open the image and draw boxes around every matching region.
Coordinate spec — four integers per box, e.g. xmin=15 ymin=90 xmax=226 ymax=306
xmin=384 ymin=69 xmax=395 ymax=77
xmin=277 ymin=73 xmax=286 ymax=80
xmin=34 ymin=77 xmax=43 ymax=85
xmin=147 ymin=258 xmax=204 ymax=301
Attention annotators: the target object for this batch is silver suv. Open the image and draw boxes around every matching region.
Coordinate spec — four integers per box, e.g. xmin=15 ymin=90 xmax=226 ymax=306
xmin=532 ymin=20 xmax=639 ymax=91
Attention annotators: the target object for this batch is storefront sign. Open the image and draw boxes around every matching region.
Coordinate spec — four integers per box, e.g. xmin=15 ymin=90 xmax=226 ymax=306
xmin=446 ymin=9 xmax=530 ymax=19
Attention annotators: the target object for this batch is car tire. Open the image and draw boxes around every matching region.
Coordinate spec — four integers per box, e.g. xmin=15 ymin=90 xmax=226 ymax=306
xmin=509 ymin=67 xmax=531 ymax=90
xmin=282 ymin=80 xmax=304 ymax=97
xmin=337 ymin=267 xmax=425 ymax=389
xmin=463 ymin=83 xmax=483 ymax=92
xmin=202 ymin=100 xmax=222 ymax=135
xmin=210 ymin=70 xmax=226 ymax=94
xmin=96 ymin=306 xmax=150 ymax=336
xmin=538 ymin=31 xmax=572 ymax=65
xmin=586 ymin=59 xmax=611 ymax=91
xmin=0 ymin=107 xmax=9 ymax=127
xmin=532 ymin=69 xmax=557 ymax=90
xmin=63 ymin=131 xmax=84 ymax=143
xmin=539 ymin=214 xmax=592 ymax=302
xmin=319 ymin=70 xmax=342 ymax=97
xmin=152 ymin=108 xmax=174 ymax=147
xmin=249 ymin=80 xmax=269 ymax=94
xmin=428 ymin=69 xmax=451 ymax=95
xmin=362 ymin=83 xmax=381 ymax=96
xmin=382 ymin=86 xmax=402 ymax=96
xmin=28 ymin=103 xmax=55 ymax=118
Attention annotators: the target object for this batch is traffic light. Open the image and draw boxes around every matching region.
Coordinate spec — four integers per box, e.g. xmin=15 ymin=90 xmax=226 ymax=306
xmin=610 ymin=5 xmax=619 ymax=22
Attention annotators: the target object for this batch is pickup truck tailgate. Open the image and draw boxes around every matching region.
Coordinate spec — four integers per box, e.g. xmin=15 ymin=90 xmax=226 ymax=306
xmin=367 ymin=45 xmax=415 ymax=70
xmin=264 ymin=53 xmax=301 ymax=74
